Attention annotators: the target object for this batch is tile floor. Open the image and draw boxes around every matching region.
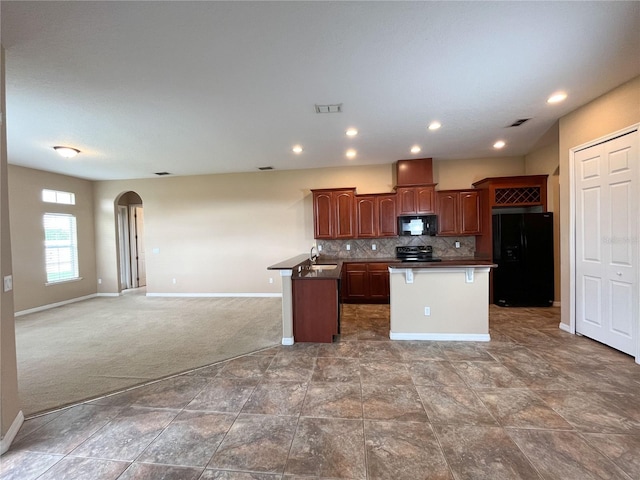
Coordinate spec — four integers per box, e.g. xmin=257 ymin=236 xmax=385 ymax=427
xmin=2 ymin=305 xmax=640 ymax=479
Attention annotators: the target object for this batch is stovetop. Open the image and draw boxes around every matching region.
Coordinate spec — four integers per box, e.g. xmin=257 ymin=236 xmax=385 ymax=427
xmin=395 ymin=245 xmax=441 ymax=262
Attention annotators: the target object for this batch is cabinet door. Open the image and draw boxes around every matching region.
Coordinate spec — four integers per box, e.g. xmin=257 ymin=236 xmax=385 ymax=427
xmin=459 ymin=190 xmax=481 ymax=235
xmin=437 ymin=192 xmax=458 ymax=235
xmin=356 ymin=196 xmax=377 ymax=238
xmin=292 ymin=279 xmax=338 ymax=343
xmin=368 ymin=263 xmax=390 ymax=301
xmin=334 ymin=190 xmax=356 ymax=238
xmin=313 ymin=192 xmax=333 ymax=239
xmin=344 ymin=263 xmax=368 ymax=300
xmin=377 ymin=195 xmax=397 ymax=237
xmin=396 ymin=187 xmax=417 ymax=215
xmin=416 ymin=186 xmax=435 ymax=214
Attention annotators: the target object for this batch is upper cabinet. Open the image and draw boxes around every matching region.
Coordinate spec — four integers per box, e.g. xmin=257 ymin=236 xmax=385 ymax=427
xmin=356 ymin=194 xmax=397 ymax=238
xmin=312 ymin=188 xmax=356 ymax=239
xmin=396 ymin=185 xmax=436 ymax=215
xmin=436 ymin=190 xmax=481 ymax=236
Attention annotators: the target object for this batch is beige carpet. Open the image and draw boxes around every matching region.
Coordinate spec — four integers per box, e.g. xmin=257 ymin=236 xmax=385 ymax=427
xmin=15 ymin=291 xmax=281 ymax=416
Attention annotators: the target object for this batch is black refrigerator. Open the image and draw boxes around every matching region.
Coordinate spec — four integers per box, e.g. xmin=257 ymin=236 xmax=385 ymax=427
xmin=492 ymin=212 xmax=554 ymax=307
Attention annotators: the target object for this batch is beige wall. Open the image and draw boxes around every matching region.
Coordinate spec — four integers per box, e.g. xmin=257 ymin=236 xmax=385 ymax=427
xmin=525 ymin=140 xmax=561 ymax=302
xmin=1 ymin=46 xmax=20 ymax=444
xmin=8 ymin=165 xmax=97 ymax=312
xmin=559 ymin=75 xmax=640 ymax=327
xmin=433 ymin=156 xmax=525 ymax=190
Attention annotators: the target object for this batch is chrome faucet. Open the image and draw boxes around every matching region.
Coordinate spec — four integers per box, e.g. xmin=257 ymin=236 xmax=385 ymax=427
xmin=310 ymin=245 xmax=319 ymax=264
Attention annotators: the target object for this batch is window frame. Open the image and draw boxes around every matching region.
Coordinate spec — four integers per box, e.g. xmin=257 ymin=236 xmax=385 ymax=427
xmin=43 ymin=212 xmax=81 ymax=285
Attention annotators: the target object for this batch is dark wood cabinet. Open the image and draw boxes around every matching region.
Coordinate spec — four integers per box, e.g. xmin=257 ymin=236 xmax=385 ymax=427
xmin=396 ymin=185 xmax=436 ymax=215
xmin=343 ymin=262 xmax=389 ymax=303
xmin=312 ymin=188 xmax=356 ymax=239
xmin=356 ymin=194 xmax=397 ymax=238
xmin=436 ymin=190 xmax=481 ymax=236
xmin=292 ymin=278 xmax=339 ymax=343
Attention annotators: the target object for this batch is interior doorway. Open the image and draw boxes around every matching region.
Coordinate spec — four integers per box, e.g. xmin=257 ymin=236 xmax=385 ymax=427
xmin=572 ymin=126 xmax=638 ymax=358
xmin=116 ymin=191 xmax=146 ymax=290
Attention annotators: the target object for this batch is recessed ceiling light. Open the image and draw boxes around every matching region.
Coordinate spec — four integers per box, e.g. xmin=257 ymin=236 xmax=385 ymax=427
xmin=346 ymin=149 xmax=357 ymax=158
xmin=53 ymin=146 xmax=80 ymax=158
xmin=292 ymin=145 xmax=303 ymax=154
xmin=493 ymin=140 xmax=506 ymax=149
xmin=410 ymin=145 xmax=421 ymax=154
xmin=345 ymin=128 xmax=358 ymax=137
xmin=428 ymin=121 xmax=441 ymax=131
xmin=547 ymin=92 xmax=567 ymax=104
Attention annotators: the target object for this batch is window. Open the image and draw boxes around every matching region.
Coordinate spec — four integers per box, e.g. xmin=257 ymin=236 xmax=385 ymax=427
xmin=43 ymin=213 xmax=79 ymax=283
xmin=42 ymin=189 xmax=75 ymax=205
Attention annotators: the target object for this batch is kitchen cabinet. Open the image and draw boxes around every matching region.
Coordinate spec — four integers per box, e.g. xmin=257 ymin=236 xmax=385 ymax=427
xmin=342 ymin=262 xmax=390 ymax=304
xmin=312 ymin=188 xmax=356 ymax=239
xmin=292 ymin=278 xmax=339 ymax=343
xmin=436 ymin=190 xmax=481 ymax=236
xmin=396 ymin=185 xmax=436 ymax=215
xmin=356 ymin=194 xmax=397 ymax=238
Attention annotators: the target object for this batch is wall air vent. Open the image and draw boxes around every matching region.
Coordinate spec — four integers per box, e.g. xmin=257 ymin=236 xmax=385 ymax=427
xmin=154 ymin=172 xmax=171 ymax=176
xmin=258 ymin=166 xmax=274 ymax=171
xmin=315 ymin=103 xmax=343 ymax=114
xmin=508 ymin=118 xmax=531 ymax=127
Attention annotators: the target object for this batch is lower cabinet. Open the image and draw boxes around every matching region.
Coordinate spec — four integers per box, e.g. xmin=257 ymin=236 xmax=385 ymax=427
xmin=342 ymin=262 xmax=390 ymax=304
xmin=292 ymin=278 xmax=339 ymax=343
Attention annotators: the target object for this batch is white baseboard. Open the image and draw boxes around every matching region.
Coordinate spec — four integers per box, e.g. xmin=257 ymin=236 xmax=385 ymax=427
xmin=553 ymin=301 xmax=561 ymax=307
xmin=97 ymin=293 xmax=121 ymax=297
xmin=0 ymin=410 xmax=24 ymax=455
xmin=146 ymin=293 xmax=282 ymax=298
xmin=558 ymin=322 xmax=573 ymax=333
xmin=281 ymin=337 xmax=294 ymax=345
xmin=390 ymin=332 xmax=491 ymax=342
xmin=15 ymin=294 xmax=97 ymax=317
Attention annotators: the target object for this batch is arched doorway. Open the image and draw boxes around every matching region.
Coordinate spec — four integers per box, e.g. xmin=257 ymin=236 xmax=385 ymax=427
xmin=116 ymin=191 xmax=146 ymax=290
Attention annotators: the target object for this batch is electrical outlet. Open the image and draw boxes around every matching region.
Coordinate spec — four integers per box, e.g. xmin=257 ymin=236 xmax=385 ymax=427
xmin=372 ymin=244 xmax=377 ymax=250
xmin=98 ymin=278 xmax=102 ymax=284
xmin=318 ymin=245 xmax=323 ymax=251
xmin=3 ymin=275 xmax=13 ymax=292
xmin=172 ymin=278 xmax=177 ymax=284
xmin=269 ymin=277 xmax=274 ymax=284
xmin=346 ymin=244 xmax=351 ymax=251
xmin=455 ymin=241 xmax=461 ymax=248
xmin=424 ymin=307 xmax=431 ymax=316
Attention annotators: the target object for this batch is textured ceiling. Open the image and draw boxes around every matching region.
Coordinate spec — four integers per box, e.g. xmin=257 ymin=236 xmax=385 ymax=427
xmin=2 ymin=1 xmax=639 ymax=180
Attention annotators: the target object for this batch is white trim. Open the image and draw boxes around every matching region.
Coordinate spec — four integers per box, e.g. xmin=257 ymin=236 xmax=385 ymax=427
xmin=552 ymin=301 xmax=561 ymax=308
xmin=15 ymin=294 xmax=97 ymax=316
xmin=390 ymin=332 xmax=491 ymax=342
xmin=146 ymin=292 xmax=282 ymax=298
xmin=558 ymin=322 xmax=572 ymax=334
xmin=97 ymin=292 xmax=121 ymax=297
xmin=281 ymin=337 xmax=294 ymax=345
xmin=45 ymin=276 xmax=84 ymax=286
xmin=0 ymin=411 xmax=24 ymax=455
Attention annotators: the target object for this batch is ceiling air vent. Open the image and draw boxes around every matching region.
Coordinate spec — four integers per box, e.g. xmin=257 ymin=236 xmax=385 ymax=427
xmin=154 ymin=172 xmax=171 ymax=176
xmin=508 ymin=118 xmax=531 ymax=127
xmin=315 ymin=103 xmax=343 ymax=114
xmin=258 ymin=166 xmax=274 ymax=171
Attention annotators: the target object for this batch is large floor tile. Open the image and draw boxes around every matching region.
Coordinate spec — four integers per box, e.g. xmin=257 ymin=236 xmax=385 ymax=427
xmin=364 ymin=420 xmax=452 ymax=480
xmin=69 ymin=407 xmax=179 ymax=461
xmin=312 ymin=357 xmax=361 ymax=383
xmin=362 ymin=384 xmax=428 ymax=422
xmin=201 ymin=471 xmax=282 ymax=479
xmin=434 ymin=424 xmax=541 ymax=480
xmin=359 ymin=360 xmax=413 ymax=385
xmin=285 ymin=417 xmax=366 ymax=479
xmin=302 ymin=382 xmax=362 ymax=419
xmin=582 ymin=433 xmax=640 ymax=479
xmin=416 ymin=385 xmax=498 ymax=426
xmin=136 ymin=411 xmax=235 ymax=467
xmin=407 ymin=360 xmax=466 ymax=387
xmin=217 ymin=355 xmax=274 ymax=380
xmin=263 ymin=356 xmax=316 ymax=382
xmin=36 ymin=457 xmax=129 ymax=480
xmin=241 ymin=380 xmax=308 ymax=416
xmin=186 ymin=378 xmax=259 ymax=413
xmin=0 ymin=450 xmax=63 ymax=480
xmin=452 ymin=361 xmax=528 ymax=388
xmin=117 ymin=463 xmax=204 ymax=480
xmin=508 ymin=429 xmax=631 ymax=479
xmin=209 ymin=414 xmax=297 ymax=473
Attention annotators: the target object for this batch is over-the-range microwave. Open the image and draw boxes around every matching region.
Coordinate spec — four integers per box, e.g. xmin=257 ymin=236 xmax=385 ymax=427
xmin=397 ymin=215 xmax=438 ymax=236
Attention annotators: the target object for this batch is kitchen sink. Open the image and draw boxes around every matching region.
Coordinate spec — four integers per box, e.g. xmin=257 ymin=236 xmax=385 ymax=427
xmin=310 ymin=264 xmax=338 ymax=270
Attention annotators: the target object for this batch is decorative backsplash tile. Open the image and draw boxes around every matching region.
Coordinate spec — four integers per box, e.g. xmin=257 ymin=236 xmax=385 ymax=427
xmin=317 ymin=236 xmax=475 ymax=259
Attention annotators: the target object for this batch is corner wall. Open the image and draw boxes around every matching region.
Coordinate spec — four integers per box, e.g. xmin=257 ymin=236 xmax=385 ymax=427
xmin=559 ymin=75 xmax=640 ymax=327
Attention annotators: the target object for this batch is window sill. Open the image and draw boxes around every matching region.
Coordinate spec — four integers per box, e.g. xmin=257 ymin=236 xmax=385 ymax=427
xmin=45 ymin=277 xmax=83 ymax=286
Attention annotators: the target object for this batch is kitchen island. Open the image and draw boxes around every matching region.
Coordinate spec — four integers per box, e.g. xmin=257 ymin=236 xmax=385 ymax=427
xmin=269 ymin=255 xmax=495 ymax=344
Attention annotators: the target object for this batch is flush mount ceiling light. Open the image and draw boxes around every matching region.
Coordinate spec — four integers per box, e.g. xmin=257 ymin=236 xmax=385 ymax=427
xmin=346 ymin=149 xmax=357 ymax=158
xmin=410 ymin=145 xmax=422 ymax=154
xmin=493 ymin=140 xmax=506 ymax=149
xmin=428 ymin=121 xmax=441 ymax=131
xmin=547 ymin=92 xmax=567 ymax=104
xmin=345 ymin=128 xmax=358 ymax=137
xmin=53 ymin=146 xmax=80 ymax=158
xmin=292 ymin=145 xmax=303 ymax=154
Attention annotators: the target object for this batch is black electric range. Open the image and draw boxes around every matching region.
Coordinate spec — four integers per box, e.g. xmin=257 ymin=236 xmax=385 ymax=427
xmin=396 ymin=245 xmax=442 ymax=262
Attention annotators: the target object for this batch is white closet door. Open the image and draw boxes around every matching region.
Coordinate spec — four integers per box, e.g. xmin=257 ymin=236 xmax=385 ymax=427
xmin=575 ymin=130 xmax=638 ymax=355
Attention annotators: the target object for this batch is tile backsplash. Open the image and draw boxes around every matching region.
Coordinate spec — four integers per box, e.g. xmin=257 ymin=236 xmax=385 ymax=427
xmin=317 ymin=236 xmax=475 ymax=259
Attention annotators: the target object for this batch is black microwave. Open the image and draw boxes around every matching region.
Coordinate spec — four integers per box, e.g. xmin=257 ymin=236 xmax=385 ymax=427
xmin=397 ymin=215 xmax=438 ymax=236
